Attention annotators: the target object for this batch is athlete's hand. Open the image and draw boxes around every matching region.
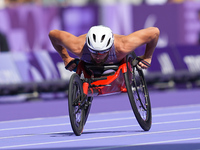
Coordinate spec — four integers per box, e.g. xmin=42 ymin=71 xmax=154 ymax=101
xmin=138 ymin=55 xmax=152 ymax=69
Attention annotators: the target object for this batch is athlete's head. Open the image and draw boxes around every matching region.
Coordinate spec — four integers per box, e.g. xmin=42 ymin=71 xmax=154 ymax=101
xmin=86 ymin=25 xmax=114 ymax=64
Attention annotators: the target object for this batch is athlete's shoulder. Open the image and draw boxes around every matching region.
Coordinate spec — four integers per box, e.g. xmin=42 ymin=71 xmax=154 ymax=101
xmin=113 ymin=34 xmax=125 ymax=38
xmin=78 ymin=34 xmax=87 ymax=39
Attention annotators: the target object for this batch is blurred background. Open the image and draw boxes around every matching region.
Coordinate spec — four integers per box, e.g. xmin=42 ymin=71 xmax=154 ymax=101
xmin=0 ymin=0 xmax=200 ymax=103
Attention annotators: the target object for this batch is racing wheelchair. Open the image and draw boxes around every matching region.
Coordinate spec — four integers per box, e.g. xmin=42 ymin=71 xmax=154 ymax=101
xmin=68 ymin=52 xmax=152 ymax=136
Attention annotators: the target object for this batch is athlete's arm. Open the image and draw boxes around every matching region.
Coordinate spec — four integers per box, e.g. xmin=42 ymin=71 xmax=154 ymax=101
xmin=49 ymin=29 xmax=86 ymax=66
xmin=116 ymin=27 xmax=160 ymax=62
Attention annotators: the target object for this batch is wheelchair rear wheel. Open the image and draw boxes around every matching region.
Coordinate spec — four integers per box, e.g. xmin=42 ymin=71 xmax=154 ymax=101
xmin=124 ymin=52 xmax=152 ymax=131
xmin=68 ymin=73 xmax=86 ymax=136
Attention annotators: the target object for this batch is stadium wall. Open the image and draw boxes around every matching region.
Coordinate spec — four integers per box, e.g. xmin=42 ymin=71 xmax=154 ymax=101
xmin=0 ymin=2 xmax=200 ymax=101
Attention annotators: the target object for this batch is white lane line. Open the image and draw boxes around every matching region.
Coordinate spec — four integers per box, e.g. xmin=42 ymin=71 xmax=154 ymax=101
xmin=1 ymin=110 xmax=200 ymax=132
xmin=0 ymin=127 xmax=200 ymax=149
xmin=0 ymin=118 xmax=200 ymax=140
xmin=153 ymin=118 xmax=200 ymax=125
xmin=153 ymin=110 xmax=200 ymax=117
xmin=0 ymin=116 xmax=69 ymax=124
xmin=94 ymin=137 xmax=200 ymax=150
xmin=0 ymin=116 xmax=136 ymax=132
xmin=152 ymin=104 xmax=200 ymax=111
xmin=132 ymin=137 xmax=200 ymax=146
xmin=0 ymin=123 xmax=70 ymax=131
xmin=1 ymin=104 xmax=200 ymax=124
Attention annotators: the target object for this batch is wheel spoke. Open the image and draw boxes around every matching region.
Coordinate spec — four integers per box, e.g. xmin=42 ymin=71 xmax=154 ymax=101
xmin=125 ymin=53 xmax=152 ymax=131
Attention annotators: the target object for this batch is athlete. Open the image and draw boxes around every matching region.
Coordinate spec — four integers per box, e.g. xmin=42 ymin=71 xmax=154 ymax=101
xmin=49 ymin=25 xmax=160 ymax=71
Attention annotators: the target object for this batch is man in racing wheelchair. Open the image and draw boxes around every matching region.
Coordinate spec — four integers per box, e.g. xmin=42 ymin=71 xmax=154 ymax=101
xmin=49 ymin=25 xmax=160 ymax=135
xmin=49 ymin=25 xmax=160 ymax=72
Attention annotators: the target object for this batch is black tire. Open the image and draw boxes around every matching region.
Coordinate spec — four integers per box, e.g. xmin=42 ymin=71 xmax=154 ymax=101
xmin=84 ymin=96 xmax=92 ymax=125
xmin=124 ymin=52 xmax=152 ymax=131
xmin=68 ymin=73 xmax=86 ymax=136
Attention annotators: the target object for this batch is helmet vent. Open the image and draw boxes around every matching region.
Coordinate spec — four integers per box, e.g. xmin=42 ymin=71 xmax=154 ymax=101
xmin=106 ymin=38 xmax=111 ymax=47
xmin=101 ymin=35 xmax=105 ymax=43
xmin=88 ymin=38 xmax=91 ymax=46
xmin=93 ymin=34 xmax=96 ymax=42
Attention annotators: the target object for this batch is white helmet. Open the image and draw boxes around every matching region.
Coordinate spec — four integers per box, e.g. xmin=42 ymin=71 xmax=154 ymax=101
xmin=86 ymin=25 xmax=114 ymax=53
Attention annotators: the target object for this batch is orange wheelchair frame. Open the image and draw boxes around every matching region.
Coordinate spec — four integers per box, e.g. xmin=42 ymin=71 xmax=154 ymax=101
xmin=76 ymin=59 xmax=127 ymax=96
xmin=68 ymin=52 xmax=152 ymax=136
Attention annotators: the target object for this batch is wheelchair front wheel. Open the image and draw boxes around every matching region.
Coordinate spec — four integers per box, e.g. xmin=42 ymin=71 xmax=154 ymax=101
xmin=68 ymin=73 xmax=86 ymax=136
xmin=124 ymin=53 xmax=152 ymax=131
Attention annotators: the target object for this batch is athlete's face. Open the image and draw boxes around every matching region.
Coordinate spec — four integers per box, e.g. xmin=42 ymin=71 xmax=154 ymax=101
xmin=91 ymin=52 xmax=109 ymax=65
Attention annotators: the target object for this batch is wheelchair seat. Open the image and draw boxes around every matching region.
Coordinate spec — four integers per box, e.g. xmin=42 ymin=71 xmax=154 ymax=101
xmin=83 ymin=62 xmax=120 ymax=77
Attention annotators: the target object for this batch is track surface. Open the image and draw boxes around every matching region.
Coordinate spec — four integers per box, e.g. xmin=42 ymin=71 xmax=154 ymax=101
xmin=0 ymin=89 xmax=200 ymax=150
